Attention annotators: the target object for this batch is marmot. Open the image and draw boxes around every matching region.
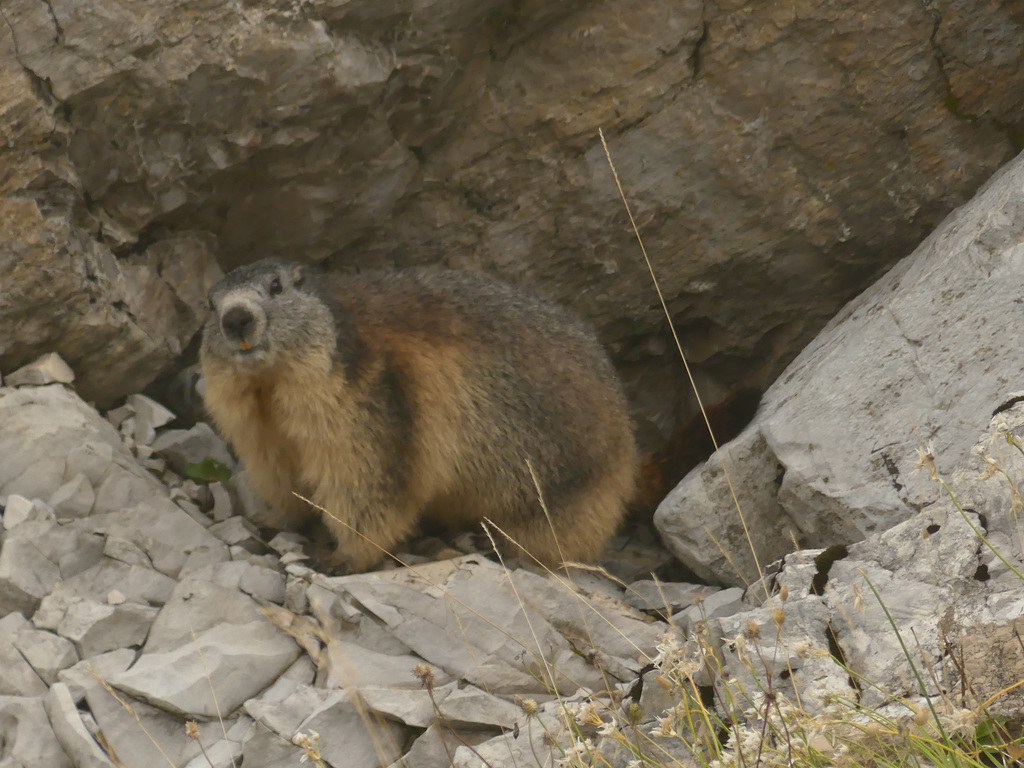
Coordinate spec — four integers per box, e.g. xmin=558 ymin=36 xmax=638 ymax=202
xmin=200 ymin=258 xmax=638 ymax=572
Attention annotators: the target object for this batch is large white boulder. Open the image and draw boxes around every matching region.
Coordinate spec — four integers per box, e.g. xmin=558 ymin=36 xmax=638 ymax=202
xmin=656 ymin=150 xmax=1024 ymax=585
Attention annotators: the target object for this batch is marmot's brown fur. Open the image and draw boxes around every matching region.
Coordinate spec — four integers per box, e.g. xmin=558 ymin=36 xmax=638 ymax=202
xmin=200 ymin=258 xmax=638 ymax=572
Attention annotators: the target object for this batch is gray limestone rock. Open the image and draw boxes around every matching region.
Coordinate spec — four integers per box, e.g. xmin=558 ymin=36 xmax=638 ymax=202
xmin=306 ymin=576 xmax=403 ymax=650
xmin=357 ymin=685 xmax=437 ymax=728
xmin=0 ymin=614 xmax=48 ymax=697
xmin=245 ymin=686 xmax=342 ymax=741
xmin=284 ymin=575 xmax=310 ymax=615
xmin=176 ymin=543 xmax=233 ymax=577
xmin=11 ymin=628 xmax=79 ymax=686
xmin=0 ymin=386 xmax=124 ymax=504
xmin=244 ymin=657 xmax=317 ymax=718
xmin=33 ymin=559 xmax=177 ymax=633
xmin=296 ymin=692 xmax=406 ymax=768
xmin=395 ymin=723 xmax=497 ymax=768
xmin=90 ymin=465 xmax=157 ymax=514
xmin=142 ymin=577 xmax=273 ymax=654
xmin=268 ymin=533 xmax=308 ymax=557
xmin=85 ymin=682 xmax=228 ymax=768
xmin=0 ymin=695 xmax=74 ymax=768
xmin=322 ymin=639 xmax=447 ymax=691
xmin=2 ymin=495 xmax=55 ymax=529
xmin=53 ymin=531 xmax=107 ymax=580
xmin=5 ymin=353 xmax=75 ymax=387
xmin=125 ymin=393 xmax=176 ymax=446
xmin=624 ymin=580 xmax=716 ymax=615
xmin=48 ymin=474 xmax=96 ymax=520
xmin=110 ymin=619 xmax=301 ymax=716
xmin=209 ymin=482 xmax=233 ymax=522
xmin=64 ymin=443 xmax=115 ymax=487
xmin=44 ymin=683 xmax=117 ymax=768
xmin=439 ymin=686 xmax=521 ymax=729
xmin=0 ymin=527 xmax=61 ymax=617
xmin=231 ymin=469 xmax=282 ymax=529
xmin=102 ymin=536 xmax=155 ymax=569
xmin=2 ymin=457 xmax=66 ymax=504
xmin=151 ymin=424 xmax=234 ymax=475
xmin=78 ymin=499 xmax=228 ymax=578
xmin=656 ymin=149 xmax=1024 ymax=585
xmin=672 ymin=587 xmax=746 ymax=635
xmin=699 ymin=459 xmax=1016 ymax=721
xmin=208 ymin=516 xmax=259 ymax=547
xmin=13 ymin=520 xmax=103 ymax=582
xmin=451 ymin=707 xmax=562 ymax=768
xmin=510 ymin=568 xmax=665 ymax=678
xmin=240 ymin=566 xmax=287 ymax=605
xmin=57 ymin=648 xmax=136 ymax=703
xmin=239 ymin=723 xmax=306 ymax=768
xmin=57 ymin=599 xmax=158 ymax=658
xmin=955 ymin=615 xmax=1024 ymax=720
xmin=336 ymin=558 xmax=567 ymax=694
xmin=180 ymin=723 xmax=246 ymax=768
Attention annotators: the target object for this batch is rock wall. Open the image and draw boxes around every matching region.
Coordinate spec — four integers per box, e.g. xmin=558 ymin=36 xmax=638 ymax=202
xmin=2 ymin=0 xmax=1022 ymax=445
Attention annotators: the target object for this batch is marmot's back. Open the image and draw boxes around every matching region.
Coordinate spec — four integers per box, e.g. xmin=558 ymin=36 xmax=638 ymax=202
xmin=201 ymin=259 xmax=638 ymax=571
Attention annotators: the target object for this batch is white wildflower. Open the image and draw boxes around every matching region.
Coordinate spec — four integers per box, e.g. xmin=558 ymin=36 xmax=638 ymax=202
xmin=596 ymin=719 xmax=618 ymax=737
xmin=650 ymin=716 xmax=677 ymax=738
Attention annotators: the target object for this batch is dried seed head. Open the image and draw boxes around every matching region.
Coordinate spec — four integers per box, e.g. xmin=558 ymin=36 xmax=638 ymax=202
xmin=575 ymin=702 xmax=602 ymax=726
xmin=185 ymin=720 xmax=200 ymax=740
xmin=779 ymin=585 xmax=789 ymax=602
xmin=520 ymin=698 xmax=539 ymax=718
xmin=744 ymin=620 xmax=761 ymax=640
xmin=414 ymin=663 xmax=434 ymax=690
xmin=772 ymin=609 xmax=785 ymax=627
xmin=914 ymin=442 xmax=939 ymax=481
xmin=626 ymin=702 xmax=643 ymax=725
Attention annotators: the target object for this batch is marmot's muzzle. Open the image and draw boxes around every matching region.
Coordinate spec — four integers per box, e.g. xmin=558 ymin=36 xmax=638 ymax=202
xmin=221 ymin=305 xmax=256 ymax=343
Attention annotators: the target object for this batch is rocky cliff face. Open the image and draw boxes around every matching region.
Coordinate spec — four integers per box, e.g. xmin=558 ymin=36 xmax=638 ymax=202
xmin=2 ymin=0 xmax=1022 ymax=449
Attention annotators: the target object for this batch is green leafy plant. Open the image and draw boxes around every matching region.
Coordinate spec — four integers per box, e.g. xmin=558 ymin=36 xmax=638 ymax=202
xmin=183 ymin=457 xmax=232 ymax=484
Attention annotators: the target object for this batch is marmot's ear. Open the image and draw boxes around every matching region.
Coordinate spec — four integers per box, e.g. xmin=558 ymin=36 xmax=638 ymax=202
xmin=290 ymin=264 xmax=306 ymax=287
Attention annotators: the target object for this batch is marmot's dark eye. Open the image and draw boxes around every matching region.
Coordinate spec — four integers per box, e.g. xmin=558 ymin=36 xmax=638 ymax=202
xmin=269 ymin=276 xmax=283 ymax=296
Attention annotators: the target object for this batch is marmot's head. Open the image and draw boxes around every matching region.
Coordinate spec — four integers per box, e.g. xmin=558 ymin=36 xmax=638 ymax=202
xmin=201 ymin=259 xmax=336 ymax=370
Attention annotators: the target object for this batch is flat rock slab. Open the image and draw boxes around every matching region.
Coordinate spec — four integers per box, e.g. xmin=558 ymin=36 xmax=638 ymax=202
xmin=111 ymin=619 xmax=300 ymax=717
xmin=336 ymin=558 xmax=571 ymax=695
xmin=298 ymin=692 xmax=406 ymax=768
xmin=85 ymin=682 xmax=230 ymax=768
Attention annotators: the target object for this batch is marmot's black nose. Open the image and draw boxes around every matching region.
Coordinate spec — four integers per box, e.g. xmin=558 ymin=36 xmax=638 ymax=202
xmin=222 ymin=306 xmax=256 ymax=342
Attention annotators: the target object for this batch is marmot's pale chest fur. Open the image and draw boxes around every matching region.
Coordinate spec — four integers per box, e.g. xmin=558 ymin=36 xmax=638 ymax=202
xmin=200 ymin=259 xmax=638 ymax=572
